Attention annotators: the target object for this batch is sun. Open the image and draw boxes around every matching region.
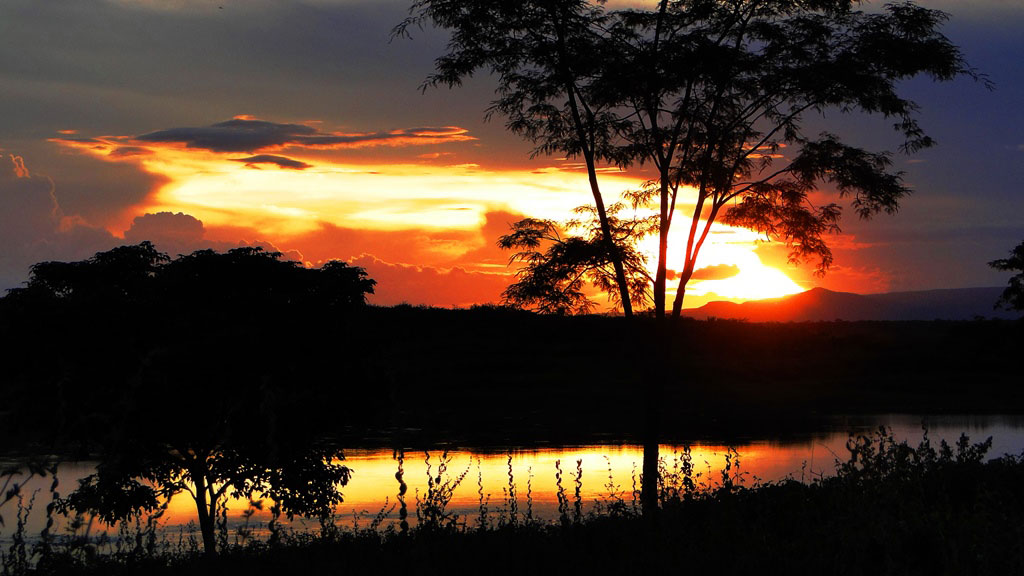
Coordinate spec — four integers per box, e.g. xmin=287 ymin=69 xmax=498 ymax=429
xmin=639 ymin=221 xmax=806 ymax=305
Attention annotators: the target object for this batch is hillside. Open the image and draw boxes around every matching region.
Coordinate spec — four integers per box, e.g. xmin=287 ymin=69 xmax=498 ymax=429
xmin=683 ymin=286 xmax=1019 ymax=322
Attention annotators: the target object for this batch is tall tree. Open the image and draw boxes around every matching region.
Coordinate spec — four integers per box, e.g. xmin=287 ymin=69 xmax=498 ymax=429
xmin=597 ymin=0 xmax=983 ymax=318
xmin=394 ymin=0 xmax=637 ymax=315
xmin=402 ymin=0 xmax=978 ymax=517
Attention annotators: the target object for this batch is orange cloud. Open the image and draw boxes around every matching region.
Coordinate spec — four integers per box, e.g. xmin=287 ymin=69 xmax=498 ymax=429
xmin=350 ymin=254 xmax=511 ymax=308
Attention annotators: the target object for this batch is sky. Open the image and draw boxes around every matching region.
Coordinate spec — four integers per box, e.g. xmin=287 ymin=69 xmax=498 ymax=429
xmin=1 ymin=0 xmax=1022 ymax=309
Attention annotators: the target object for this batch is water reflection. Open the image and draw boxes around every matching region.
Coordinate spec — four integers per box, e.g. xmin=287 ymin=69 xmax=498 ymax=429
xmin=4 ymin=415 xmax=1024 ymax=541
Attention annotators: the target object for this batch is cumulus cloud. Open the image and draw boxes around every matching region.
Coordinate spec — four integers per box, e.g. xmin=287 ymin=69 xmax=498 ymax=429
xmin=350 ymin=254 xmax=512 ymax=308
xmin=0 ymin=154 xmax=117 ymax=290
xmin=231 ymin=154 xmax=312 ymax=170
xmin=124 ymin=211 xmax=302 ymax=261
xmin=134 ymin=117 xmax=474 ymax=153
xmin=273 ymin=210 xmax=527 ymax=274
xmin=0 ymin=155 xmax=60 ymax=245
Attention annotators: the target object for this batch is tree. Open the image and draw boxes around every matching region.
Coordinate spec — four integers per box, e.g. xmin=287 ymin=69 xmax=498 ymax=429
xmin=596 ymin=0 xmax=983 ymax=319
xmin=4 ymin=244 xmax=376 ymax=555
xmin=398 ymin=1 xmax=979 ymax=320
xmin=9 ymin=241 xmax=168 ymax=304
xmin=498 ymin=203 xmax=655 ymax=315
xmin=60 ymin=344 xmax=352 ymax=556
xmin=989 ymin=241 xmax=1024 ymax=313
xmin=402 ymin=0 xmax=979 ymax=517
xmin=394 ymin=0 xmax=637 ymax=315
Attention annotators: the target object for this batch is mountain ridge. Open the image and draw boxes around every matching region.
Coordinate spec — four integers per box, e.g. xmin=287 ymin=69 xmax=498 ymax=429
xmin=682 ymin=286 xmax=1018 ymax=322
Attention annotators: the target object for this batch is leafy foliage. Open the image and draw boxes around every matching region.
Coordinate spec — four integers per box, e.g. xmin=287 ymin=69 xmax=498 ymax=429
xmin=401 ymin=0 xmax=982 ymax=316
xmin=989 ymin=240 xmax=1024 ymax=312
xmin=498 ymin=204 xmax=655 ymax=315
xmin=600 ymin=0 xmax=983 ymax=314
xmin=395 ymin=0 xmax=641 ymax=315
xmin=1 ymin=244 xmax=375 ymax=556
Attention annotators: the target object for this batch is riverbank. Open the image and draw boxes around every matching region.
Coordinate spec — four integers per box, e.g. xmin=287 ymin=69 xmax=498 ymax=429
xmin=7 ymin=430 xmax=1022 ymax=575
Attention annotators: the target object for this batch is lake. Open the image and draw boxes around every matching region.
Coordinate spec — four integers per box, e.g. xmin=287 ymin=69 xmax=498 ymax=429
xmin=3 ymin=414 xmax=1023 ymax=543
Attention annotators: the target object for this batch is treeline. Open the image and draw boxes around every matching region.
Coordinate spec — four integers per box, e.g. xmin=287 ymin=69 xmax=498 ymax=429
xmin=2 ymin=243 xmax=1023 ymax=453
xmin=0 ymin=243 xmax=378 ymax=453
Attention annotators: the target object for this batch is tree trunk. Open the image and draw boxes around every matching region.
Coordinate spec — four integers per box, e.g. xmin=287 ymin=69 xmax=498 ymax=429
xmin=640 ymin=405 xmax=660 ymax=518
xmin=551 ymin=12 xmax=633 ymax=317
xmin=640 ymin=315 xmax=670 ymax=519
xmin=584 ymin=159 xmax=633 ymax=317
xmin=192 ymin=468 xmax=218 ymax=556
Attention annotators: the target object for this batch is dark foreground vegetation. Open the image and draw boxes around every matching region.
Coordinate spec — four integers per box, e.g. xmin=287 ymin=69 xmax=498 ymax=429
xmin=1 ymin=243 xmax=1022 ymax=573
xmin=1 ymin=244 xmax=1022 ymax=453
xmin=3 ymin=430 xmax=1023 ymax=575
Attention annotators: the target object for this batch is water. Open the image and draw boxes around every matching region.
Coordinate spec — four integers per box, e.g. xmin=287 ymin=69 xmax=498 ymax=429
xmin=3 ymin=414 xmax=1023 ymax=543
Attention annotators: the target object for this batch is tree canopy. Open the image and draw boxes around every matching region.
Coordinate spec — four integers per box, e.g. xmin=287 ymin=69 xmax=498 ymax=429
xmin=401 ymin=0 xmax=982 ymax=317
xmin=498 ymin=203 xmax=655 ymax=315
xmin=1 ymin=244 xmax=376 ymax=555
xmin=402 ymin=0 xmax=981 ymax=519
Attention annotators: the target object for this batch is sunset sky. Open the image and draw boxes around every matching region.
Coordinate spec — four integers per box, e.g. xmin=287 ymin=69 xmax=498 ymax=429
xmin=1 ymin=0 xmax=1022 ymax=309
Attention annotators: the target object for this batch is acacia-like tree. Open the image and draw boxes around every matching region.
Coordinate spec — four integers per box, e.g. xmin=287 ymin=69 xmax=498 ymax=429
xmin=395 ymin=0 xmax=638 ymax=315
xmin=401 ymin=0 xmax=979 ymax=516
xmin=599 ymin=0 xmax=983 ymax=319
xmin=498 ymin=203 xmax=655 ymax=314
xmin=61 ymin=344 xmax=353 ymax=557
xmin=990 ymin=241 xmax=1024 ymax=313
xmin=400 ymin=0 xmax=980 ymax=318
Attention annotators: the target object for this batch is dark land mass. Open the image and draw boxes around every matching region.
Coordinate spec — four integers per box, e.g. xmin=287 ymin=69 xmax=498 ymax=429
xmin=2 ymin=296 xmax=1021 ymax=453
xmin=1 ymin=247 xmax=1023 ymax=575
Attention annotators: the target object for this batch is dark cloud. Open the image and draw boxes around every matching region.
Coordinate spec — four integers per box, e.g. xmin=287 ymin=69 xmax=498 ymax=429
xmin=0 ymin=155 xmax=60 ymax=247
xmin=0 ymin=154 xmax=117 ymax=290
xmin=135 ymin=118 xmax=473 ymax=153
xmin=125 ymin=212 xmax=205 ymax=249
xmin=109 ymin=146 xmax=154 ymax=158
xmin=19 ymin=143 xmax=169 ymax=229
xmin=231 ymin=154 xmax=313 ymax=170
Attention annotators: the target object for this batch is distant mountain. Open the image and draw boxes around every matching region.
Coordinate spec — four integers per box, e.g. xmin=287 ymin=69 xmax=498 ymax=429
xmin=682 ymin=286 xmax=1019 ymax=322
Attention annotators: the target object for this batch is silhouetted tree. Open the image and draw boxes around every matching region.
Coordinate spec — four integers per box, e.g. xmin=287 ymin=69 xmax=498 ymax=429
xmin=61 ymin=344 xmax=352 ymax=557
xmin=498 ymin=203 xmax=655 ymax=314
xmin=402 ymin=0 xmax=980 ymax=518
xmin=394 ymin=0 xmax=636 ymax=315
xmin=990 ymin=241 xmax=1024 ymax=313
xmin=398 ymin=1 xmax=979 ymax=320
xmin=2 ymin=244 xmax=375 ymax=555
xmin=8 ymin=241 xmax=168 ymax=305
xmin=598 ymin=1 xmax=983 ymax=319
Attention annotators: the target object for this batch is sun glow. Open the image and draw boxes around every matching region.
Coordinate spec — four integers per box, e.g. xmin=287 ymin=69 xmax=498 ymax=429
xmin=54 ymin=132 xmax=807 ymax=307
xmin=639 ymin=219 xmax=806 ymax=305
